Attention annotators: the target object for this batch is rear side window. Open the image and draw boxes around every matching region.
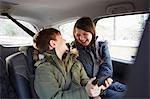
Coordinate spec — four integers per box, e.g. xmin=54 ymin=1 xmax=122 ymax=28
xmin=52 ymin=19 xmax=77 ymax=43
xmin=0 ymin=18 xmax=37 ymax=47
xmin=96 ymin=13 xmax=149 ymax=63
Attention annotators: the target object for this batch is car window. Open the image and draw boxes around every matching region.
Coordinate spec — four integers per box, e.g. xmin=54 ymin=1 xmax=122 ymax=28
xmin=52 ymin=19 xmax=77 ymax=43
xmin=0 ymin=18 xmax=37 ymax=47
xmin=96 ymin=13 xmax=149 ymax=63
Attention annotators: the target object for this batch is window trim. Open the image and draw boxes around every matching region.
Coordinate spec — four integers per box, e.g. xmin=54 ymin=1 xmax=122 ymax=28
xmin=94 ymin=11 xmax=149 ymax=24
xmin=0 ymin=17 xmax=38 ymax=47
xmin=94 ymin=12 xmax=149 ymax=63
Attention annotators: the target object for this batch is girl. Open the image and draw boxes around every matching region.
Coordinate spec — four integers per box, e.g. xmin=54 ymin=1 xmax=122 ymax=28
xmin=73 ymin=17 xmax=127 ymax=99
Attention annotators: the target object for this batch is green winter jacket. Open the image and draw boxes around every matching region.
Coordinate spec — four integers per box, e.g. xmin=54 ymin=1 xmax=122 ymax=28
xmin=34 ymin=49 xmax=89 ymax=99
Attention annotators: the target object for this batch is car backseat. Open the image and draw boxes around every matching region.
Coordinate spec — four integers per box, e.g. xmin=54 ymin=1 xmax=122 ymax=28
xmin=6 ymin=46 xmax=39 ymax=98
xmin=0 ymin=45 xmax=18 ymax=98
xmin=0 ymin=56 xmax=17 ymax=98
xmin=0 ymin=45 xmax=19 ymax=61
xmin=19 ymin=46 xmax=37 ymax=74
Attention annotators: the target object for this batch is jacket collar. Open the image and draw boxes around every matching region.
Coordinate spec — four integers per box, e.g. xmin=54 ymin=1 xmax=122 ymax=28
xmin=75 ymin=42 xmax=95 ymax=52
xmin=45 ymin=49 xmax=74 ymax=74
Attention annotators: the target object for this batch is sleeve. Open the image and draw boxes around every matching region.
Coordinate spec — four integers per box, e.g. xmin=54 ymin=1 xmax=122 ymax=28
xmin=75 ymin=60 xmax=89 ymax=86
xmin=80 ymin=63 xmax=89 ymax=86
xmin=34 ymin=63 xmax=89 ymax=99
xmin=96 ymin=41 xmax=113 ymax=79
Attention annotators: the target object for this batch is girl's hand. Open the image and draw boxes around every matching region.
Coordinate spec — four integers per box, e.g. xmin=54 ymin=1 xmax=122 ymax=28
xmin=101 ymin=78 xmax=113 ymax=90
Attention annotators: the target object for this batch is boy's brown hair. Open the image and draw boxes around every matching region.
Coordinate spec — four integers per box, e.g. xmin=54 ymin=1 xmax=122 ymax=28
xmin=33 ymin=28 xmax=61 ymax=53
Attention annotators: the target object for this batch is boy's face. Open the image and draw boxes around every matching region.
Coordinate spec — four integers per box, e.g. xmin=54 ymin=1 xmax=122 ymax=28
xmin=74 ymin=28 xmax=92 ymax=46
xmin=54 ymin=34 xmax=68 ymax=52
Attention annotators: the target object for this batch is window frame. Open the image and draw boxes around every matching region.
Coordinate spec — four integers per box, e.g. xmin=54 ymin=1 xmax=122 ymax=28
xmin=94 ymin=12 xmax=149 ymax=63
xmin=0 ymin=17 xmax=38 ymax=47
xmin=52 ymin=18 xmax=78 ymax=43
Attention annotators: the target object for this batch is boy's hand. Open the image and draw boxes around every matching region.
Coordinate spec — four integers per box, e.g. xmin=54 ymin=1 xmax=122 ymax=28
xmin=85 ymin=77 xmax=101 ymax=97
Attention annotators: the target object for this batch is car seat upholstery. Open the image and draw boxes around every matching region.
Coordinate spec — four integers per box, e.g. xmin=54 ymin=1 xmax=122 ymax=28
xmin=19 ymin=46 xmax=39 ymax=98
xmin=19 ymin=46 xmax=37 ymax=74
xmin=0 ymin=45 xmax=19 ymax=61
xmin=0 ymin=57 xmax=16 ymax=98
xmin=6 ymin=51 xmax=39 ymax=98
xmin=0 ymin=45 xmax=3 ymax=58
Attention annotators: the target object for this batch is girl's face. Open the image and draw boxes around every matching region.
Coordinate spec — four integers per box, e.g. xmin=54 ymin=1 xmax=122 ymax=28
xmin=74 ymin=28 xmax=92 ymax=46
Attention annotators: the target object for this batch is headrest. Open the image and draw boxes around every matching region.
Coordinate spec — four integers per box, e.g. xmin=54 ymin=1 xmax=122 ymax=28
xmin=6 ymin=52 xmax=29 ymax=80
xmin=19 ymin=46 xmax=37 ymax=74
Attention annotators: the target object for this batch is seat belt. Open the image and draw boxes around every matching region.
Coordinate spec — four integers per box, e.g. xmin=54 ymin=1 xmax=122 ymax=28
xmin=89 ymin=41 xmax=104 ymax=77
xmin=89 ymin=51 xmax=99 ymax=77
xmin=23 ymin=55 xmax=39 ymax=98
xmin=1 ymin=13 xmax=35 ymax=37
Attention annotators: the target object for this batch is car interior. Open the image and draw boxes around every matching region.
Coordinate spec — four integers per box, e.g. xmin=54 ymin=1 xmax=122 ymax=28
xmin=0 ymin=0 xmax=149 ymax=99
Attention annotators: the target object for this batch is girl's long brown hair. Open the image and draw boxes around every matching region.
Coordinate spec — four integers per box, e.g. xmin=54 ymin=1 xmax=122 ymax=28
xmin=73 ymin=17 xmax=96 ymax=45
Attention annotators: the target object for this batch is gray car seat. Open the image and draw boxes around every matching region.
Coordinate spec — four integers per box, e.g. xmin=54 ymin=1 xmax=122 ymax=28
xmin=6 ymin=51 xmax=38 ymax=99
xmin=0 ymin=57 xmax=16 ymax=98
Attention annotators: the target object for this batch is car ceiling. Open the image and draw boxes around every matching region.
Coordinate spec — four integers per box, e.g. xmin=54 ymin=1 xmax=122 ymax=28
xmin=0 ymin=0 xmax=149 ymax=28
